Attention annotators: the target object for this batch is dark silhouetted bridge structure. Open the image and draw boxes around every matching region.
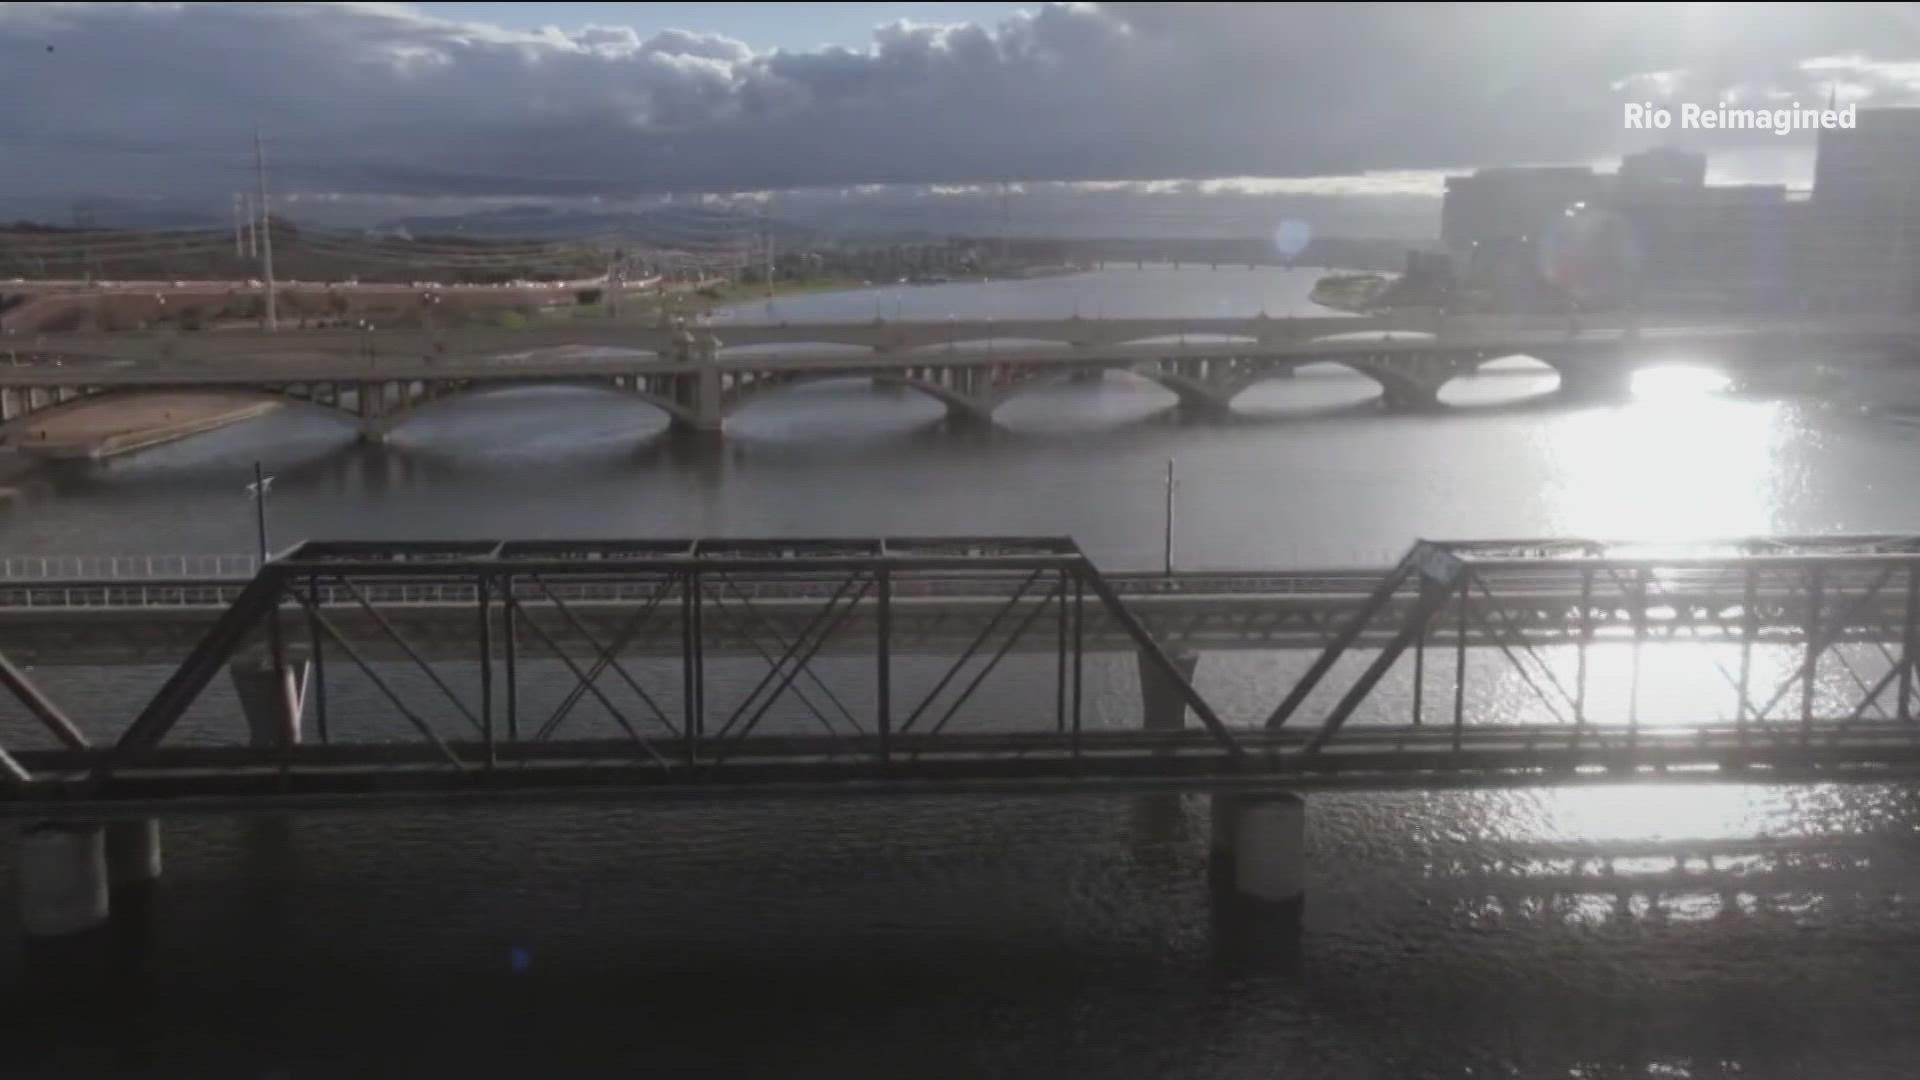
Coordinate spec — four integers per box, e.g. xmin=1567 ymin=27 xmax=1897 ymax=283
xmin=6 ymin=534 xmax=1920 ymax=814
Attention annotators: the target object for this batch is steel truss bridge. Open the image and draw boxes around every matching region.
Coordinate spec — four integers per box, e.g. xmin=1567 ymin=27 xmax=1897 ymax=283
xmin=5 ymin=535 xmax=1920 ymax=813
xmin=3 ymin=314 xmax=1909 ymax=440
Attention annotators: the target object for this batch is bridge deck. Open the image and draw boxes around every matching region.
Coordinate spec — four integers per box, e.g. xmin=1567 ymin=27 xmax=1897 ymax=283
xmin=10 ymin=723 xmax=1920 ymax=815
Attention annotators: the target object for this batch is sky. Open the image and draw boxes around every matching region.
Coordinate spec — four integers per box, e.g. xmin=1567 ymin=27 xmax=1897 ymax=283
xmin=2 ymin=2 xmax=1919 ymax=214
xmin=408 ymin=3 xmax=1034 ymax=53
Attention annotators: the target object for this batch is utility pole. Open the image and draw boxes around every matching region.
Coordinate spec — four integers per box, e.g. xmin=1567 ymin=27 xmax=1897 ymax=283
xmin=1000 ymin=181 xmax=1013 ymax=272
xmin=759 ymin=199 xmax=774 ymax=301
xmin=245 ymin=462 xmax=274 ymax=564
xmin=254 ymin=129 xmax=278 ymax=331
xmin=243 ymin=193 xmax=256 ymax=258
xmin=1163 ymin=458 xmax=1177 ymax=577
xmin=232 ymin=193 xmax=244 ymax=258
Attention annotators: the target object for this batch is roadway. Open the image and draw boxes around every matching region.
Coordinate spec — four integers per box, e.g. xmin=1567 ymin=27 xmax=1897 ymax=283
xmin=0 ymin=323 xmax=1867 ymax=387
xmin=0 ymin=561 xmax=1904 ymax=665
xmin=8 ymin=312 xmax=1911 ymax=370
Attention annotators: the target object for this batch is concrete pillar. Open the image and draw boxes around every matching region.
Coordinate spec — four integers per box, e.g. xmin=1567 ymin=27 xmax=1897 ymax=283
xmin=1138 ymin=647 xmax=1199 ymax=731
xmin=229 ymin=651 xmax=309 ymax=748
xmin=19 ymin=823 xmax=110 ymax=939
xmin=105 ymin=819 xmax=162 ymax=899
xmin=1209 ymin=793 xmax=1306 ymax=962
xmin=18 ymin=822 xmax=115 ymax=990
xmin=671 ymin=364 xmax=725 ymax=436
xmin=105 ymin=819 xmax=162 ymax=972
xmin=1553 ymin=357 xmax=1633 ymax=401
xmin=358 ymin=381 xmax=390 ymax=442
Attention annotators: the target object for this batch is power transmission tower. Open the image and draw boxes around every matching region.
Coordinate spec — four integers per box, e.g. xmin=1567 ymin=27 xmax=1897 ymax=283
xmin=254 ymin=129 xmax=277 ymax=331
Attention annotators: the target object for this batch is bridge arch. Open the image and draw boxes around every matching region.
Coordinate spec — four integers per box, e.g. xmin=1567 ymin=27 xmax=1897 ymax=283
xmin=718 ymin=371 xmax=992 ymax=426
xmin=365 ymin=377 xmax=699 ymax=436
xmin=1430 ymin=354 xmax=1562 ymax=407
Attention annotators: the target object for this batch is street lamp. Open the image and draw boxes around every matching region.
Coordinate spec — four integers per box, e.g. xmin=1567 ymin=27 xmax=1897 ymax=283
xmin=244 ymin=461 xmax=274 ymax=564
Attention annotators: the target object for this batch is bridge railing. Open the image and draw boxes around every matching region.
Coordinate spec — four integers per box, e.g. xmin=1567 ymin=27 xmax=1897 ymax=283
xmin=0 ymin=553 xmax=260 ymax=582
xmin=0 ymin=565 xmax=1401 ymax=609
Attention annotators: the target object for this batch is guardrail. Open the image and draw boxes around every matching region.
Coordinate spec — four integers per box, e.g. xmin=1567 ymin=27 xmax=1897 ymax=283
xmin=0 ymin=553 xmax=260 ymax=581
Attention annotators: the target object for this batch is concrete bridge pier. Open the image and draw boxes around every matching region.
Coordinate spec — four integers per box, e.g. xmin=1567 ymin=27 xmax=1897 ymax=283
xmin=1552 ymin=355 xmax=1635 ymax=401
xmin=1373 ymin=372 xmax=1445 ymax=411
xmin=1138 ymin=647 xmax=1199 ymax=730
xmin=356 ymin=381 xmax=392 ymax=444
xmin=229 ymin=650 xmax=309 ymax=748
xmin=105 ymin=818 xmax=162 ymax=972
xmin=1209 ymin=793 xmax=1306 ymax=963
xmin=668 ymin=364 xmax=726 ymax=438
xmin=17 ymin=822 xmax=112 ymax=989
xmin=105 ymin=820 xmax=162 ymax=902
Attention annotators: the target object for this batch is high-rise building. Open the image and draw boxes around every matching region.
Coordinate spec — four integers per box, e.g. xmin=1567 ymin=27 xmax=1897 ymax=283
xmin=1440 ymin=166 xmax=1605 ymax=254
xmin=1440 ymin=166 xmax=1607 ymax=310
xmin=1810 ymin=107 xmax=1920 ymax=311
xmin=1619 ymin=146 xmax=1708 ymax=192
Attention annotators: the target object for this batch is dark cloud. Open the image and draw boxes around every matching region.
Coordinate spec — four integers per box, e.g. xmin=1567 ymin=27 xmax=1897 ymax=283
xmin=2 ymin=1 xmax=1918 ymax=201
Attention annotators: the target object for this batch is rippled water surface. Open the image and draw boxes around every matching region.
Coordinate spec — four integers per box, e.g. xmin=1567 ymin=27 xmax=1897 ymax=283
xmin=8 ymin=268 xmax=1920 ymax=1077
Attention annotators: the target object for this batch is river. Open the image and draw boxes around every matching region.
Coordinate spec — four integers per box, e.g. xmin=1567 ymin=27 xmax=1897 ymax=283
xmin=7 ymin=266 xmax=1920 ymax=1077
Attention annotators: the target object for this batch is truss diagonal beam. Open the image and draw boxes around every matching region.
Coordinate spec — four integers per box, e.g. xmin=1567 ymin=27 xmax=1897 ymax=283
xmin=528 ymin=573 xmax=678 ymax=741
xmin=0 ymin=649 xmax=87 ymax=750
xmin=1266 ymin=558 xmax=1418 ymax=730
xmin=507 ymin=596 xmax=668 ymax=766
xmin=709 ymin=575 xmax=874 ymax=765
xmin=298 ymin=597 xmax=466 ymax=770
xmin=107 ymin=570 xmax=287 ymax=769
xmin=900 ymin=570 xmax=1044 ymax=735
xmin=1751 ymin=567 xmax=1896 ymax=723
xmin=711 ymin=572 xmax=869 ymax=744
xmin=711 ymin=572 xmax=865 ymax=734
xmin=922 ymin=580 xmax=1061 ymax=740
xmin=1075 ymin=566 xmax=1244 ymax=756
xmin=336 ymin=576 xmax=483 ymax=735
xmin=1305 ymin=577 xmax=1458 ymax=753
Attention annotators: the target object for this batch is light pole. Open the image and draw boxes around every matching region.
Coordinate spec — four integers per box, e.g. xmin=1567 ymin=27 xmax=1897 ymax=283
xmin=245 ymin=461 xmax=275 ymax=564
xmin=1163 ymin=457 xmax=1177 ymax=577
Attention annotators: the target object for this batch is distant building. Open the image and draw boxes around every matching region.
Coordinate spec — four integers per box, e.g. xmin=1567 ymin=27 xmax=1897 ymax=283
xmin=1440 ymin=149 xmax=1810 ymax=313
xmin=1440 ymin=166 xmax=1606 ymax=254
xmin=1612 ymin=179 xmax=1801 ymax=312
xmin=1618 ymin=146 xmax=1708 ymax=191
xmin=1809 ymin=107 xmax=1920 ymax=311
xmin=1441 ymin=166 xmax=1608 ymax=311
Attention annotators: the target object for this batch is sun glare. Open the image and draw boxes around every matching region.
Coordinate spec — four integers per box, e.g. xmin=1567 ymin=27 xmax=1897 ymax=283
xmin=1629 ymin=364 xmax=1731 ymax=400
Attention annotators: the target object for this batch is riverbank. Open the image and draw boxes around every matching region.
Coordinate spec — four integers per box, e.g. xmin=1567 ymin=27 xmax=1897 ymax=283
xmin=5 ymin=391 xmax=281 ymax=460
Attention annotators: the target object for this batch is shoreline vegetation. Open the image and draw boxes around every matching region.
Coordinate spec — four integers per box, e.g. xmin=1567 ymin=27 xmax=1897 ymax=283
xmin=0 ymin=265 xmax=1094 ymax=336
xmin=1309 ymin=272 xmax=1397 ymax=314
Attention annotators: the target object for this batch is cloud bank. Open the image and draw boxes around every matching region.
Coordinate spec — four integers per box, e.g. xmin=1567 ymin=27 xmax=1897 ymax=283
xmin=2 ymin=2 xmax=1918 ymax=201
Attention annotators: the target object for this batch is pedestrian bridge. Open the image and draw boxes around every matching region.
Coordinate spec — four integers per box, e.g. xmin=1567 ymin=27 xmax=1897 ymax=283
xmin=4 ymin=534 xmax=1920 ymax=813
